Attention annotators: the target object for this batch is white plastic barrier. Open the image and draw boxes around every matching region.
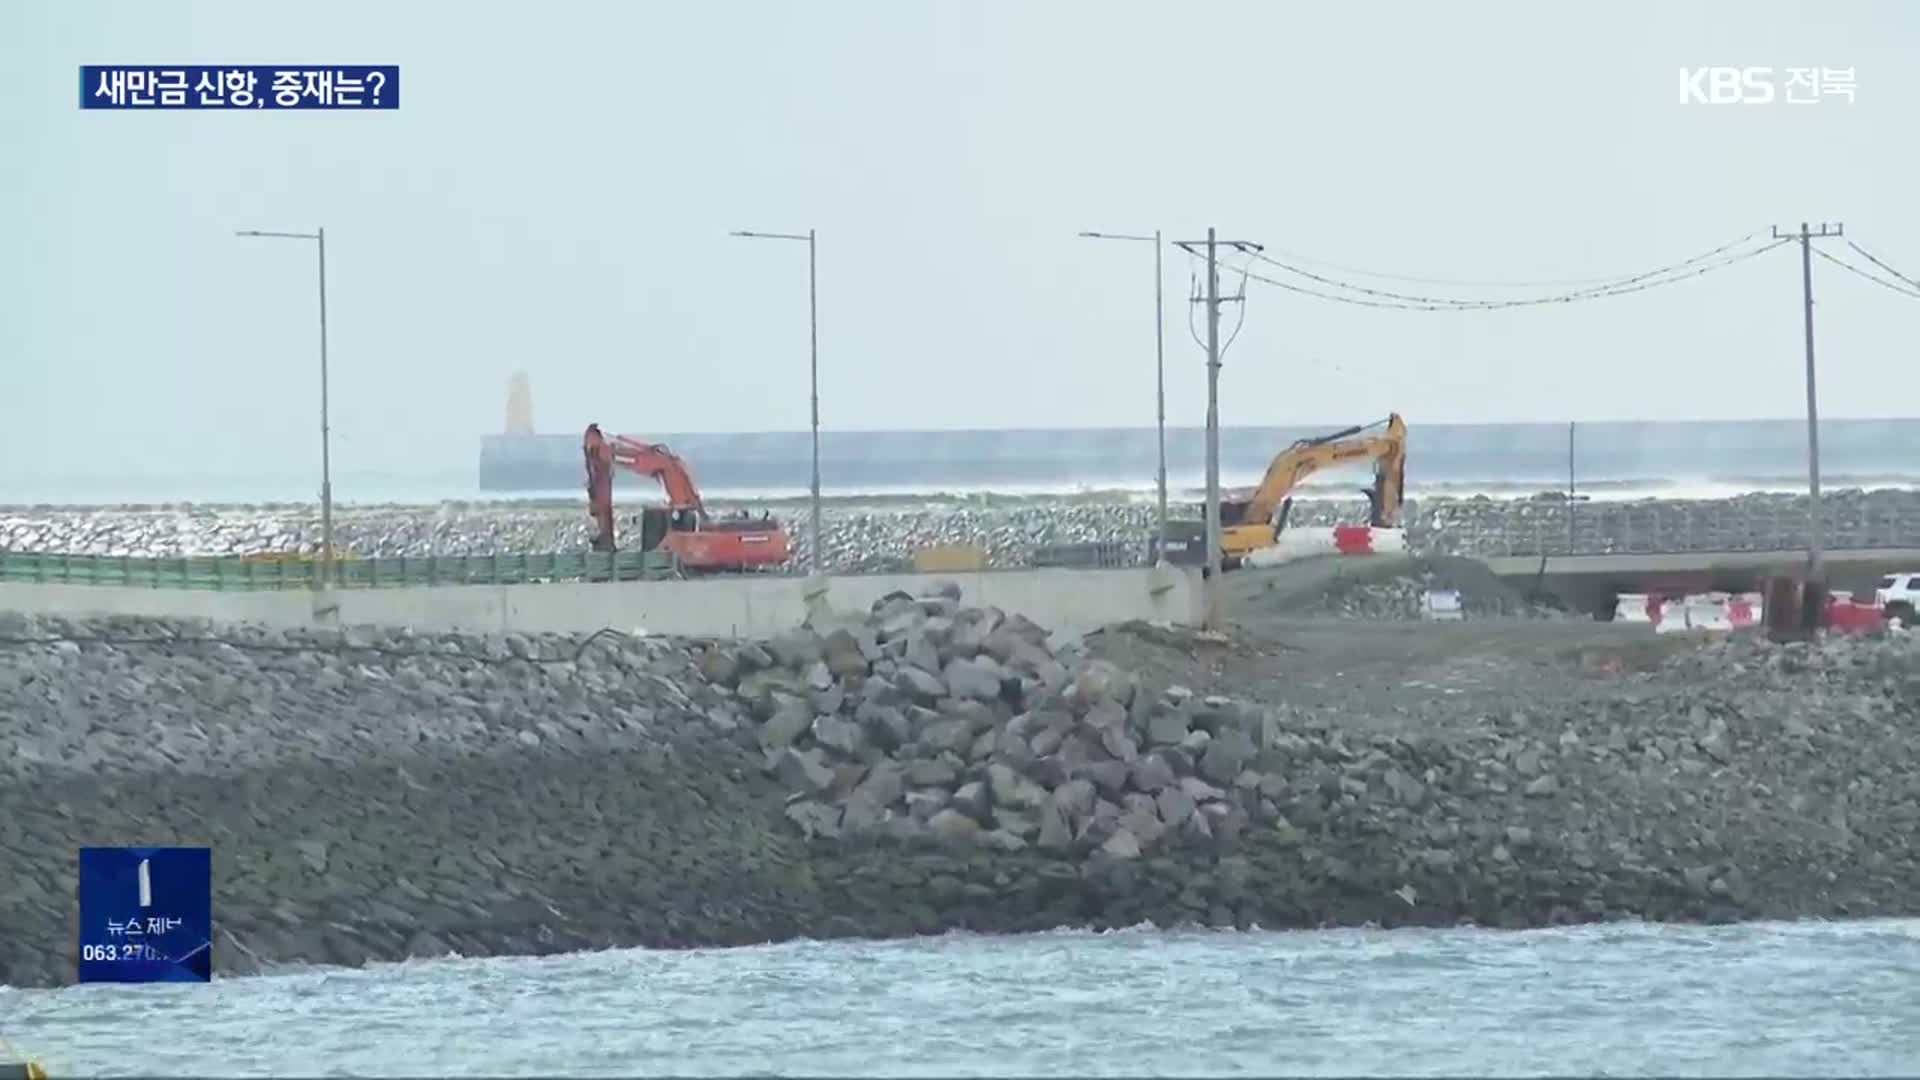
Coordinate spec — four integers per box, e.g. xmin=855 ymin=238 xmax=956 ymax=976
xmin=1614 ymin=592 xmax=1654 ymax=624
xmin=1423 ymin=588 xmax=1464 ymax=621
xmin=1242 ymin=527 xmax=1408 ymax=568
xmin=1684 ymin=593 xmax=1734 ymax=632
xmin=1631 ymin=590 xmax=1761 ymax=633
xmin=1654 ymin=596 xmax=1692 ymax=633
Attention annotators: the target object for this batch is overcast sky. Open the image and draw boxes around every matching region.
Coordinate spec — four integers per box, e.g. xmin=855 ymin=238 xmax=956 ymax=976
xmin=3 ymin=0 xmax=1916 ymax=482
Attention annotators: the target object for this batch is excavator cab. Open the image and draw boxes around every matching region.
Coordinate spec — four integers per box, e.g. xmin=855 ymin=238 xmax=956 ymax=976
xmin=639 ymin=507 xmax=672 ymax=552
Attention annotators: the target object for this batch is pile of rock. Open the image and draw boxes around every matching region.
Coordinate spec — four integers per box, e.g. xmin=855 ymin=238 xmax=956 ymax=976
xmin=693 ymin=584 xmax=1278 ymax=860
xmin=1313 ymin=574 xmax=1569 ymax=621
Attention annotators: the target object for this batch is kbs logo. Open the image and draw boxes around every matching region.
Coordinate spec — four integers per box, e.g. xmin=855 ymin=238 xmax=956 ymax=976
xmin=1678 ymin=67 xmax=1856 ymax=105
xmin=1679 ymin=67 xmax=1775 ymax=104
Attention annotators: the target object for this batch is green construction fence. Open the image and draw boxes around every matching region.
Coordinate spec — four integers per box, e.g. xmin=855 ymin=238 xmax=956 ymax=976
xmin=0 ymin=550 xmax=681 ymax=590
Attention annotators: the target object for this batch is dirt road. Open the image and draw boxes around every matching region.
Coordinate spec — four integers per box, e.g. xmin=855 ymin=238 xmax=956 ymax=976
xmin=1088 ymin=559 xmax=1712 ymax=739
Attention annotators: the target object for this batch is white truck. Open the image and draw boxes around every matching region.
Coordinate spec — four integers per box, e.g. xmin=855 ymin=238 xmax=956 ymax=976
xmin=1873 ymin=572 xmax=1920 ymax=626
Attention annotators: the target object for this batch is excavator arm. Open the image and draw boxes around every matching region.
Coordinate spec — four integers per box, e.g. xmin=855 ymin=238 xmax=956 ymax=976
xmin=584 ymin=424 xmax=617 ymax=552
xmin=583 ymin=424 xmax=710 ymax=553
xmin=1220 ymin=413 xmax=1407 ymax=558
xmin=607 ymin=435 xmax=708 ymax=516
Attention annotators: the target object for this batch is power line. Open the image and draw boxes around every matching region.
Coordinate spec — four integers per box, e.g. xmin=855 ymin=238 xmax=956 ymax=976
xmin=1839 ymin=241 xmax=1920 ymax=294
xmin=1810 ymin=247 xmax=1920 ymax=299
xmin=1241 ymin=238 xmax=1789 ymax=311
xmin=1254 ymin=232 xmax=1761 ymax=290
xmin=1251 ymin=233 xmax=1778 ymax=309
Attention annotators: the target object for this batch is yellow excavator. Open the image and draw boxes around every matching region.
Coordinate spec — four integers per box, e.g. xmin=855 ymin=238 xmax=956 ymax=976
xmin=1216 ymin=413 xmax=1408 ymax=567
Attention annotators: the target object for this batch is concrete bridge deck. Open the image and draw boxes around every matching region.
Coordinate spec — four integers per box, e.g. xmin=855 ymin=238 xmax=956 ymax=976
xmin=1482 ymin=548 xmax=1920 ymax=578
xmin=1479 ymin=547 xmax=1920 ymax=615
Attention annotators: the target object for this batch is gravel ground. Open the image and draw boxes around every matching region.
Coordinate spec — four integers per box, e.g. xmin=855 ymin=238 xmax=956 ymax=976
xmin=3 ymin=578 xmax=1917 ymax=988
xmin=6 ymin=488 xmax=1918 ymax=572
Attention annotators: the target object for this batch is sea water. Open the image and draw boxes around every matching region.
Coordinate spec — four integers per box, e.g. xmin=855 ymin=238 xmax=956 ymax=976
xmin=7 ymin=920 xmax=1918 ymax=1077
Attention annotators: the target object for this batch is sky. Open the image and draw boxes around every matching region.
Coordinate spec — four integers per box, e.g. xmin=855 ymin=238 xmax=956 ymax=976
xmin=2 ymin=0 xmax=1917 ymax=484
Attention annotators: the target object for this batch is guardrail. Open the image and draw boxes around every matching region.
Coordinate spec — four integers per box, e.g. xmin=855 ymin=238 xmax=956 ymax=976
xmin=1415 ymin=501 xmax=1920 ymax=559
xmin=0 ymin=550 xmax=680 ymax=590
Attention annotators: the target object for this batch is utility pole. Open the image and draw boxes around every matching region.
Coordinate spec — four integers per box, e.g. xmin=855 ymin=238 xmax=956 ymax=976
xmin=1771 ymin=221 xmax=1843 ymax=579
xmin=808 ymin=228 xmax=821 ymax=577
xmin=1172 ymin=227 xmax=1262 ymax=628
xmin=236 ymin=226 xmax=334 ymax=592
xmin=1077 ymin=229 xmax=1169 ymax=553
xmin=730 ymin=228 xmax=823 ymax=575
xmin=1153 ymin=228 xmax=1167 ymax=551
xmin=1203 ymin=230 xmax=1221 ymax=600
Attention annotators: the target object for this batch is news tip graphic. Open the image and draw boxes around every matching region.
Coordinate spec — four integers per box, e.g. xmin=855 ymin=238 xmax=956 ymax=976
xmin=78 ymin=846 xmax=213 ymax=984
xmin=79 ymin=65 xmax=399 ymax=110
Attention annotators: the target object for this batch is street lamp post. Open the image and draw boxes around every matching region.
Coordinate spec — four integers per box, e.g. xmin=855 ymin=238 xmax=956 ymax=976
xmin=1078 ymin=230 xmax=1169 ymax=556
xmin=236 ymin=227 xmax=333 ymax=590
xmin=730 ymin=228 xmax=822 ymax=575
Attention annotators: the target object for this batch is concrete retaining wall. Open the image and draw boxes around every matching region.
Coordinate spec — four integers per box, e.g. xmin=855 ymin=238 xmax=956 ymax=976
xmin=0 ymin=566 xmax=1204 ymax=640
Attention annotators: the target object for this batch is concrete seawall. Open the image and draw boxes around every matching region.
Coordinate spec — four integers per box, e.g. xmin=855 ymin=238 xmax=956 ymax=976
xmin=0 ymin=566 xmax=1204 ymax=638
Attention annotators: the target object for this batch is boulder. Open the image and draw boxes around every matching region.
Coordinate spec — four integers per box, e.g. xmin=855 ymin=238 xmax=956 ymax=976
xmin=822 ymin=629 xmax=871 ymax=681
xmin=943 ymin=656 xmax=1006 ymax=702
xmin=852 ymin=761 xmax=906 ymax=808
xmin=1068 ymin=660 xmax=1134 ymax=713
xmin=785 ymin=800 xmax=843 ymax=839
xmin=1155 ymin=785 xmax=1198 ymax=828
xmin=986 ymin=763 xmax=1049 ymax=811
xmin=856 ymin=702 xmax=911 ymax=753
xmin=697 ymin=648 xmax=741 ymax=687
xmin=1198 ymin=728 xmax=1256 ymax=786
xmin=768 ymin=629 xmax=824 ymax=669
xmin=811 ymin=715 xmax=863 ymax=757
xmin=895 ymin=666 xmax=947 ymax=704
xmin=1147 ymin=707 xmax=1191 ymax=747
xmin=1130 ymin=752 xmax=1178 ymax=793
xmin=760 ymin=696 xmax=814 ymax=751
xmin=1099 ymin=828 xmax=1143 ymax=860
xmin=775 ymin=748 xmax=836 ymax=793
xmin=919 ymin=717 xmax=974 ymax=755
xmin=951 ymin=780 xmax=992 ymax=821
xmin=928 ymin=808 xmax=981 ymax=843
xmin=1075 ymin=759 xmax=1132 ymax=800
xmin=839 ymin=791 xmax=888 ymax=832
xmin=1037 ymin=801 xmax=1075 ymax=850
xmin=978 ymin=829 xmax=1027 ymax=852
xmin=904 ymin=758 xmax=959 ymax=787
xmin=1050 ymin=778 xmax=1099 ymax=826
xmin=905 ymin=789 xmax=949 ymax=821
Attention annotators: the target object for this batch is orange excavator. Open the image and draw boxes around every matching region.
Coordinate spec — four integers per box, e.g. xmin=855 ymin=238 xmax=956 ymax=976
xmin=583 ymin=424 xmax=792 ymax=573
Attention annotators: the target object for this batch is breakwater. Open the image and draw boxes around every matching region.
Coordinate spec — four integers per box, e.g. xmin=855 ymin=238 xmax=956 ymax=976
xmin=6 ymin=490 xmax=1920 ymax=573
xmin=4 ymin=585 xmax=1919 ymax=989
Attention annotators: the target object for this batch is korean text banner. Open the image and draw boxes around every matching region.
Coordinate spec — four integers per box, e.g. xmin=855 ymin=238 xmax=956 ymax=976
xmin=80 ymin=66 xmax=399 ymax=109
xmin=78 ymin=846 xmax=213 ymax=983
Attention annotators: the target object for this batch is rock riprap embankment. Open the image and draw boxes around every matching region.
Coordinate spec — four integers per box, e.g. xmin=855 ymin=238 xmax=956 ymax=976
xmin=7 ymin=488 xmax=1917 ymax=572
xmin=4 ymin=599 xmax=1920 ymax=989
xmin=698 ymin=587 xmax=1278 ymax=859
